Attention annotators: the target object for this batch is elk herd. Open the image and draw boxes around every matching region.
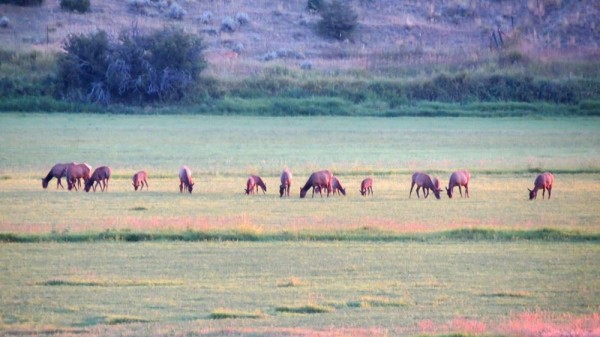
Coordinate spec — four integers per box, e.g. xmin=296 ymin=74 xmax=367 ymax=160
xmin=41 ymin=163 xmax=554 ymax=200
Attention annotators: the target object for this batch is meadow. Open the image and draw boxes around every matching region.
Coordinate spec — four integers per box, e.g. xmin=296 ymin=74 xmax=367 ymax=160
xmin=1 ymin=113 xmax=599 ymax=336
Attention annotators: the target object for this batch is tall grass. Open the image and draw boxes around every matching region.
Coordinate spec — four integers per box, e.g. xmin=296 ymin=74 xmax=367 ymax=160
xmin=1 ymin=46 xmax=599 ymax=115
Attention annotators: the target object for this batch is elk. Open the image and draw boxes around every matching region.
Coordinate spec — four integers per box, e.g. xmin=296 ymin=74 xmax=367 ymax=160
xmin=132 ymin=170 xmax=148 ymax=191
xmin=300 ymin=170 xmax=333 ymax=198
xmin=529 ymin=172 xmax=554 ymax=200
xmin=250 ymin=175 xmax=267 ymax=194
xmin=245 ymin=176 xmax=256 ymax=194
xmin=331 ymin=176 xmax=346 ymax=196
xmin=280 ymin=169 xmax=292 ymax=197
xmin=410 ymin=172 xmax=441 ymax=199
xmin=42 ymin=163 xmax=71 ymax=189
xmin=66 ymin=163 xmax=91 ymax=191
xmin=85 ymin=166 xmax=111 ymax=192
xmin=446 ymin=170 xmax=471 ymax=199
xmin=360 ymin=177 xmax=373 ymax=196
xmin=179 ymin=166 xmax=194 ymax=193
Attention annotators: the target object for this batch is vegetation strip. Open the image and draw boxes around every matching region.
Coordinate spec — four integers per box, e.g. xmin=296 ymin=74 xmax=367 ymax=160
xmin=1 ymin=228 xmax=598 ymax=243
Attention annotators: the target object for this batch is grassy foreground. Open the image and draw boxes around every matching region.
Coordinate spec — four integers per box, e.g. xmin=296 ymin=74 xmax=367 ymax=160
xmin=1 ymin=241 xmax=598 ymax=336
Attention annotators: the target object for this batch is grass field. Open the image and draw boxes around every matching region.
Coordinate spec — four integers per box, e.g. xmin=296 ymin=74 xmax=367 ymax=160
xmin=1 ymin=114 xmax=599 ymax=336
xmin=1 ymin=241 xmax=598 ymax=336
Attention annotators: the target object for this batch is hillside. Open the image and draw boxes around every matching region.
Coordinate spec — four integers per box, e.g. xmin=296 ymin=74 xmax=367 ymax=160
xmin=1 ymin=0 xmax=598 ymax=78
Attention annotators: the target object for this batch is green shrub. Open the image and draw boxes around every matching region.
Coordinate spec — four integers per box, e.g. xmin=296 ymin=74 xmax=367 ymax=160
xmin=57 ymin=30 xmax=110 ymax=102
xmin=57 ymin=27 xmax=207 ymax=104
xmin=60 ymin=0 xmax=90 ymax=13
xmin=318 ymin=0 xmax=358 ymax=40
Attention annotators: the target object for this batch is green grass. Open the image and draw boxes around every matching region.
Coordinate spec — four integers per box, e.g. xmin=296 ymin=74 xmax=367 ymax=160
xmin=208 ymin=309 xmax=265 ymax=320
xmin=0 ymin=114 xmax=599 ymax=336
xmin=0 ymin=114 xmax=599 ymax=237
xmin=0 ymin=241 xmax=597 ymax=335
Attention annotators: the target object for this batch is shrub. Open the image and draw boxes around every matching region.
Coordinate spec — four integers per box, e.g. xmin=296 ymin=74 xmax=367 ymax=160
xmin=57 ymin=27 xmax=207 ymax=104
xmin=167 ymin=3 xmax=185 ymax=20
xmin=60 ymin=0 xmax=91 ymax=13
xmin=199 ymin=11 xmax=212 ymax=24
xmin=0 ymin=16 xmax=9 ymax=28
xmin=235 ymin=12 xmax=250 ymax=25
xmin=220 ymin=16 xmax=239 ymax=32
xmin=318 ymin=0 xmax=358 ymax=40
xmin=307 ymin=0 xmax=325 ymax=11
xmin=57 ymin=31 xmax=110 ymax=102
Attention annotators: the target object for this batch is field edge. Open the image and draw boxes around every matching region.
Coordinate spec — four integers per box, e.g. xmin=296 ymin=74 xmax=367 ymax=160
xmin=1 ymin=228 xmax=598 ymax=243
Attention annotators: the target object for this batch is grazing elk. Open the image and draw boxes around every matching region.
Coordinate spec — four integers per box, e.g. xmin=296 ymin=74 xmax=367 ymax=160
xmin=179 ymin=166 xmax=194 ymax=193
xmin=529 ymin=172 xmax=554 ymax=200
xmin=250 ymin=175 xmax=267 ymax=194
xmin=300 ymin=170 xmax=333 ymax=198
xmin=331 ymin=176 xmax=346 ymax=196
xmin=280 ymin=169 xmax=292 ymax=197
xmin=42 ymin=163 xmax=71 ymax=189
xmin=446 ymin=170 xmax=471 ymax=199
xmin=360 ymin=177 xmax=373 ymax=196
xmin=245 ymin=176 xmax=256 ymax=194
xmin=410 ymin=172 xmax=441 ymax=199
xmin=85 ymin=166 xmax=111 ymax=192
xmin=66 ymin=163 xmax=91 ymax=191
xmin=132 ymin=170 xmax=149 ymax=191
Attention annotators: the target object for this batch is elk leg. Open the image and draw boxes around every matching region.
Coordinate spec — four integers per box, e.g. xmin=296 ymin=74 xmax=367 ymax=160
xmin=409 ymin=182 xmax=415 ymax=198
xmin=458 ymin=186 xmax=463 ymax=197
xmin=548 ymin=187 xmax=551 ymax=199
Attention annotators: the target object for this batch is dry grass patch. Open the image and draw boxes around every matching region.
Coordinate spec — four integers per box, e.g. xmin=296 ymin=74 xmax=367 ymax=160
xmin=276 ymin=276 xmax=307 ymax=288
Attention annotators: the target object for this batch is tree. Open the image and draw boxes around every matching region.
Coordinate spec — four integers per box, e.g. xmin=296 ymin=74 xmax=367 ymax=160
xmin=318 ymin=0 xmax=358 ymax=40
xmin=57 ymin=27 xmax=207 ymax=104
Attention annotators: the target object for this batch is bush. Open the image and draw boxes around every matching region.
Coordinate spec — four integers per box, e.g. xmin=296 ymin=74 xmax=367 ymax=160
xmin=318 ymin=0 xmax=358 ymax=40
xmin=307 ymin=0 xmax=325 ymax=11
xmin=221 ymin=16 xmax=239 ymax=32
xmin=60 ymin=0 xmax=91 ymax=13
xmin=57 ymin=27 xmax=207 ymax=104
xmin=235 ymin=12 xmax=250 ymax=25
xmin=167 ymin=3 xmax=185 ymax=20
xmin=0 ymin=0 xmax=43 ymax=6
xmin=0 ymin=16 xmax=9 ymax=28
xmin=57 ymin=31 xmax=110 ymax=102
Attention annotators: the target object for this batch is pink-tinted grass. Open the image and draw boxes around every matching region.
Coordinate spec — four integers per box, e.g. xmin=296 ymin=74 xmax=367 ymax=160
xmin=416 ymin=312 xmax=600 ymax=337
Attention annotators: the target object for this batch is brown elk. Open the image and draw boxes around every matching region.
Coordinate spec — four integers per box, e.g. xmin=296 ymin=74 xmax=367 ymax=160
xmin=132 ymin=170 xmax=148 ymax=191
xmin=66 ymin=163 xmax=91 ymax=191
xmin=42 ymin=163 xmax=71 ymax=189
xmin=245 ymin=176 xmax=256 ymax=194
xmin=179 ymin=166 xmax=194 ymax=193
xmin=300 ymin=170 xmax=333 ymax=198
xmin=331 ymin=176 xmax=346 ymax=196
xmin=446 ymin=170 xmax=471 ymax=199
xmin=529 ymin=172 xmax=554 ymax=200
xmin=280 ymin=169 xmax=292 ymax=197
xmin=250 ymin=175 xmax=267 ymax=194
xmin=360 ymin=177 xmax=373 ymax=196
xmin=85 ymin=166 xmax=111 ymax=192
xmin=410 ymin=172 xmax=441 ymax=199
